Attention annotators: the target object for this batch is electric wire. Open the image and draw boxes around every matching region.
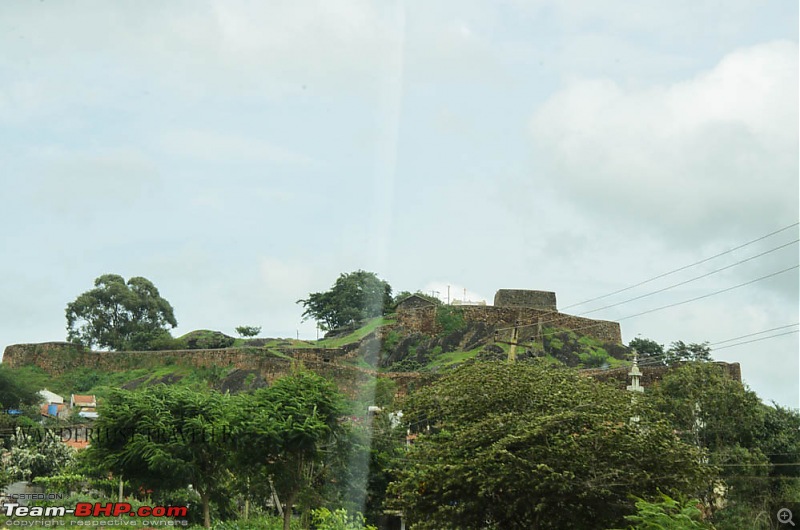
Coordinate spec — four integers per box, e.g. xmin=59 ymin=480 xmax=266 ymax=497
xmin=709 ymin=323 xmax=799 ymax=346
xmin=496 ymin=264 xmax=799 ymax=335
xmin=577 ymin=239 xmax=798 ymax=316
xmin=561 ymin=221 xmax=799 ymax=311
xmin=711 ymin=330 xmax=799 ymax=351
xmin=616 ymin=264 xmax=799 ymax=321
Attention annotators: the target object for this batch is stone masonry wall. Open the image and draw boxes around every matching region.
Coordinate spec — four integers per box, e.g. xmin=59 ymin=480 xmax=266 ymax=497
xmin=584 ymin=361 xmax=742 ymax=389
xmin=397 ymin=306 xmax=622 ymax=344
xmin=494 ymin=289 xmax=557 ymax=311
xmin=1 ymin=343 xmax=420 ymax=397
xmin=1 ymin=343 xmax=742 ymax=398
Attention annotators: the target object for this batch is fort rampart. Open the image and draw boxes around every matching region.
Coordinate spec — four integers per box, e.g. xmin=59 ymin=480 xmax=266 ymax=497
xmin=1 ymin=342 xmax=421 ymax=397
xmin=397 ymin=305 xmax=622 ymax=344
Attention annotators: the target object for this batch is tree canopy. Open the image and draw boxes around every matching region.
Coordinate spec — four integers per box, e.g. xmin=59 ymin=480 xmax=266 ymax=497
xmin=649 ymin=362 xmax=800 ymax=527
xmin=231 ymin=369 xmax=345 ymax=530
xmin=235 ymin=325 xmax=261 ymax=338
xmin=65 ymin=274 xmax=177 ymax=351
xmin=0 ymin=364 xmax=39 ymax=409
xmin=87 ymin=385 xmax=231 ymax=528
xmin=387 ymin=361 xmax=712 ymax=530
xmin=297 ymin=271 xmax=392 ymax=331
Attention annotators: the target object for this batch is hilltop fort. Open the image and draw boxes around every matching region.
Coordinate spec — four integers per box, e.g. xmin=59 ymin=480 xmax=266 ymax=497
xmin=396 ymin=288 xmax=622 ymax=344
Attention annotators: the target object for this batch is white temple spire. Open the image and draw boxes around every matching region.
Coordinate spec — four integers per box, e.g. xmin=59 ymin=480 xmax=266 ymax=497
xmin=627 ymin=349 xmax=644 ymax=393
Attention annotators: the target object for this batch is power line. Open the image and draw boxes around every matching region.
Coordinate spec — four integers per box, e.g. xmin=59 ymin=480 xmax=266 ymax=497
xmin=712 ymin=330 xmax=799 ymax=351
xmin=617 ymin=265 xmax=799 ymax=321
xmin=496 ymin=263 xmax=798 ymax=336
xmin=562 ymin=221 xmax=799 ymax=311
xmin=710 ymin=324 xmax=799 ymax=346
xmin=578 ymin=239 xmax=799 ymax=316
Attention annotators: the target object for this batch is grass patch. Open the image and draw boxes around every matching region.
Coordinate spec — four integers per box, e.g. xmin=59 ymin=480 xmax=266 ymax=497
xmin=426 ymin=345 xmax=484 ymax=369
xmin=316 ymin=316 xmax=396 ymax=348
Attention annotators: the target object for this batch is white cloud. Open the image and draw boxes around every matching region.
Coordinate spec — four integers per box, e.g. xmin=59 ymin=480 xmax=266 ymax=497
xmin=260 ymin=257 xmax=315 ymax=300
xmin=0 ymin=1 xmax=404 ymax=125
xmin=26 ymin=147 xmax=161 ymax=216
xmin=159 ymin=129 xmax=313 ymax=166
xmin=530 ymin=40 xmax=798 ymax=244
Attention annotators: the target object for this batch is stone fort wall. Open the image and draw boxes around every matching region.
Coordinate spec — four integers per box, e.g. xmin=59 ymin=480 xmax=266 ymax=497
xmin=1 ymin=342 xmax=422 ymax=397
xmin=494 ymin=289 xmax=557 ymax=311
xmin=1 ymin=343 xmax=742 ymax=396
xmin=397 ymin=305 xmax=622 ymax=344
xmin=584 ymin=361 xmax=742 ymax=388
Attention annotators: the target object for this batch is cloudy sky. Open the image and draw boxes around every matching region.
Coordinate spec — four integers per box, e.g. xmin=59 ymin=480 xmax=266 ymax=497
xmin=1 ymin=1 xmax=797 ymax=407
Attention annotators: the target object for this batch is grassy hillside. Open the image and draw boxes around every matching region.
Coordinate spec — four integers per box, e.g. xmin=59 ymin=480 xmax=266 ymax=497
xmin=2 ymin=314 xmax=629 ymax=407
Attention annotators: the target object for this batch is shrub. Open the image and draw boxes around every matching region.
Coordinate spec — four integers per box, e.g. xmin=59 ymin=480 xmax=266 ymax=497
xmin=311 ymin=508 xmax=377 ymax=530
xmin=435 ymin=306 xmax=466 ymax=335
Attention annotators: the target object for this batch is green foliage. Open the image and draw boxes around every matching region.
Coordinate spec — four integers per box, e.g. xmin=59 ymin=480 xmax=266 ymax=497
xmin=180 ymin=330 xmax=236 ymax=349
xmin=65 ymin=274 xmax=177 ymax=351
xmin=381 ymin=330 xmax=401 ymax=353
xmin=230 ymin=369 xmax=346 ymax=530
xmin=579 ymin=347 xmax=610 ymax=368
xmin=32 ymin=472 xmax=86 ymax=493
xmin=664 ymin=340 xmax=712 ymax=365
xmin=392 ymin=291 xmax=442 ymax=307
xmin=311 ymin=508 xmax=377 ymax=530
xmin=298 ymin=270 xmax=393 ymax=331
xmin=0 ymin=364 xmax=39 ymax=409
xmin=0 ymin=427 xmax=76 ymax=482
xmin=649 ymin=362 xmax=763 ymax=451
xmin=435 ymin=305 xmax=466 ymax=335
xmin=613 ymin=493 xmax=713 ymax=529
xmin=389 ymin=361 xmax=712 ymax=530
xmin=540 ymin=328 xmax=620 ymax=368
xmin=648 ymin=362 xmax=800 ymax=528
xmin=189 ymin=516 xmax=301 ymax=530
xmin=72 ymin=367 xmax=103 ymax=392
xmin=86 ymin=385 xmax=232 ymax=528
xmin=316 ymin=317 xmax=395 ymax=348
xmin=628 ymin=337 xmax=665 ymax=361
xmin=235 ymin=326 xmax=262 ymax=338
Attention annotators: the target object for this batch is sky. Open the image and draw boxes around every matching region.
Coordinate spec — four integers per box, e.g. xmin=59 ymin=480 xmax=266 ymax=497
xmin=0 ymin=1 xmax=797 ymax=407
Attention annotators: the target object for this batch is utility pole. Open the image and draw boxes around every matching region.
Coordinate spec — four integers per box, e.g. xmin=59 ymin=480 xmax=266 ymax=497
xmin=508 ymin=321 xmax=519 ymax=363
xmin=447 ymin=285 xmax=450 ymax=305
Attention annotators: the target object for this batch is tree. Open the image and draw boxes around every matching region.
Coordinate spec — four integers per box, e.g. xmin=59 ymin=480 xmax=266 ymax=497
xmin=0 ymin=428 xmax=76 ymax=483
xmin=392 ymin=291 xmax=442 ymax=307
xmin=231 ymin=369 xmax=345 ymax=530
xmin=312 ymin=508 xmax=377 ymax=530
xmin=649 ymin=362 xmax=763 ymax=452
xmin=297 ymin=271 xmax=392 ymax=331
xmin=235 ymin=325 xmax=261 ymax=338
xmin=613 ymin=493 xmax=713 ymax=530
xmin=86 ymin=386 xmax=231 ymax=528
xmin=0 ymin=364 xmax=39 ymax=409
xmin=663 ymin=341 xmax=712 ymax=365
xmin=387 ymin=361 xmax=712 ymax=530
xmin=628 ymin=337 xmax=665 ymax=361
xmin=66 ymin=274 xmax=177 ymax=351
xmin=649 ymin=363 xmax=800 ymax=528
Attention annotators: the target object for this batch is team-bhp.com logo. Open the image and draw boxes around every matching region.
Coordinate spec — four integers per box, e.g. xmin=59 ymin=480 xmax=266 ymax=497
xmin=3 ymin=503 xmax=187 ymax=518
